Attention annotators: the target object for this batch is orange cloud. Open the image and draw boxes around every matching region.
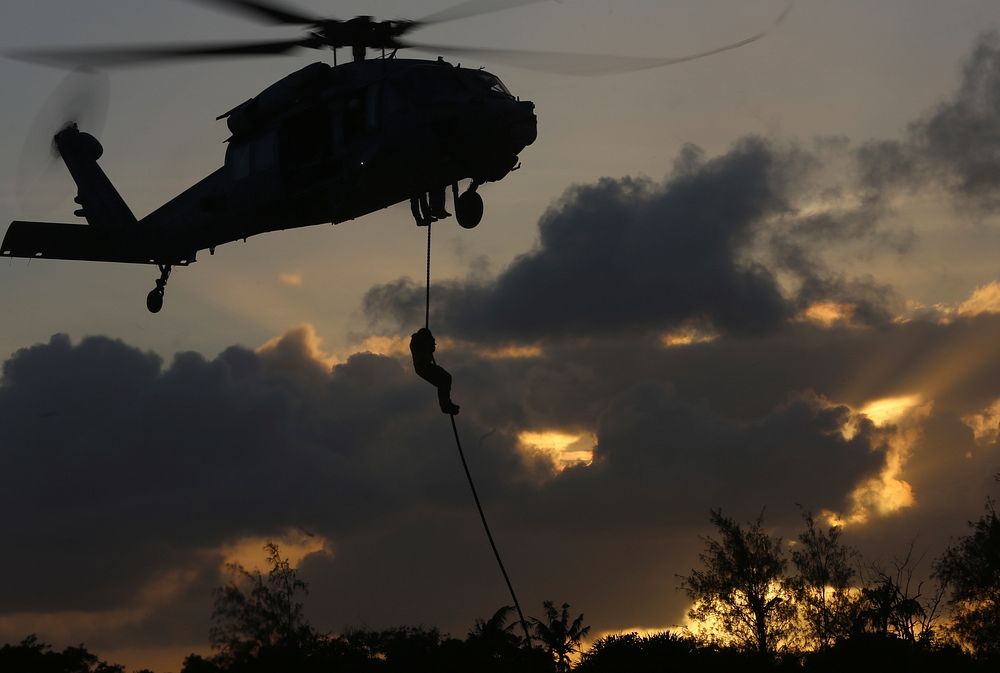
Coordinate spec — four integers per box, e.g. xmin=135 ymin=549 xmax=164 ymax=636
xmin=352 ymin=334 xmax=411 ymax=358
xmin=825 ymin=394 xmax=930 ymax=527
xmin=796 ymin=301 xmax=856 ymax=327
xmin=958 ymin=281 xmax=1000 ymax=317
xmin=660 ymin=326 xmax=718 ymax=348
xmin=477 ymin=343 xmax=544 ymax=359
xmin=962 ymin=398 xmax=1000 ymax=446
xmin=257 ymin=324 xmax=337 ymax=369
xmin=219 ymin=529 xmax=330 ymax=572
xmin=518 ymin=430 xmax=595 ymax=471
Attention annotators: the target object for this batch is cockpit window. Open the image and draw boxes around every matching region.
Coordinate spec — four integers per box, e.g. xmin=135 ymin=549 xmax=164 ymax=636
xmin=471 ymin=71 xmax=513 ymax=97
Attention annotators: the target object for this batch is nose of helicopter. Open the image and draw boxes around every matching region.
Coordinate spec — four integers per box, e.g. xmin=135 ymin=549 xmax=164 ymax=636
xmin=462 ymin=97 xmax=537 ymax=183
xmin=509 ymin=100 xmax=537 ymax=150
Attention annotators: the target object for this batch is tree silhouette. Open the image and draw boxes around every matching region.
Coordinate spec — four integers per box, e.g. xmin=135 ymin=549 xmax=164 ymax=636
xmin=854 ymin=543 xmax=943 ymax=644
xmin=788 ymin=510 xmax=856 ymax=649
xmin=577 ymin=631 xmax=701 ymax=673
xmin=208 ymin=542 xmax=319 ymax=669
xmin=0 ymin=635 xmax=127 ymax=673
xmin=531 ymin=601 xmax=590 ymax=673
xmin=681 ymin=509 xmax=796 ymax=659
xmin=935 ymin=494 xmax=1000 ymax=660
xmin=466 ymin=605 xmax=524 ymax=666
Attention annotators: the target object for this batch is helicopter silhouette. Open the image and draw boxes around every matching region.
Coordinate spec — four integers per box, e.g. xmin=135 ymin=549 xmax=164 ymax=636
xmin=1 ymin=0 xmax=792 ymax=313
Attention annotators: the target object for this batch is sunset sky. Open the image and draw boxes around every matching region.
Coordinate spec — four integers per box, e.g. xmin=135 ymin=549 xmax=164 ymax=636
xmin=2 ymin=1 xmax=1000 ymax=671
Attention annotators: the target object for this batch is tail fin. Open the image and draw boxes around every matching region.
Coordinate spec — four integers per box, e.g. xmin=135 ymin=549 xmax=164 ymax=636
xmin=54 ymin=124 xmax=137 ymax=230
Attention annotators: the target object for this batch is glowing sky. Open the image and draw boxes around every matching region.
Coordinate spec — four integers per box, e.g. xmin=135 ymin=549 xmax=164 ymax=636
xmin=2 ymin=2 xmax=1000 ymax=672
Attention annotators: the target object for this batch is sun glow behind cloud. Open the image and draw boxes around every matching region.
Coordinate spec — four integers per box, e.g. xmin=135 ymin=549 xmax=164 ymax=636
xmin=257 ymin=324 xmax=339 ymax=368
xmin=660 ymin=326 xmax=718 ymax=348
xmin=477 ymin=343 xmax=544 ymax=359
xmin=859 ymin=394 xmax=925 ymax=426
xmin=797 ymin=301 xmax=857 ymax=327
xmin=957 ymin=281 xmax=1000 ymax=317
xmin=826 ymin=394 xmax=929 ymax=527
xmin=899 ymin=280 xmax=1000 ymax=325
xmin=518 ymin=430 xmax=594 ymax=469
xmin=962 ymin=398 xmax=1000 ymax=446
xmin=345 ymin=334 xmax=543 ymax=362
xmin=220 ymin=529 xmax=330 ymax=572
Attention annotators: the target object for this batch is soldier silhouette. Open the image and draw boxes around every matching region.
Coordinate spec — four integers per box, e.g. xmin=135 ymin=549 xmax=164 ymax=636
xmin=410 ymin=327 xmax=460 ymax=415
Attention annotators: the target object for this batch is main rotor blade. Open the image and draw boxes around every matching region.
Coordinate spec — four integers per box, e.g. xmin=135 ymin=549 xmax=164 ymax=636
xmin=416 ymin=0 xmax=560 ymax=26
xmin=407 ymin=0 xmax=794 ymax=75
xmin=406 ymin=35 xmax=757 ymax=75
xmin=6 ymin=38 xmax=317 ymax=68
xmin=178 ymin=0 xmax=320 ymax=24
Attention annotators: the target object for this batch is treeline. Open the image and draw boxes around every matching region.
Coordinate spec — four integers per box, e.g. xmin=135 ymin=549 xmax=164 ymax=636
xmin=3 ymin=493 xmax=997 ymax=673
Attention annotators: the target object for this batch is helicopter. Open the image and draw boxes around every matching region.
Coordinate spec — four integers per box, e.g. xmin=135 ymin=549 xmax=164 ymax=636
xmin=1 ymin=0 xmax=792 ymax=313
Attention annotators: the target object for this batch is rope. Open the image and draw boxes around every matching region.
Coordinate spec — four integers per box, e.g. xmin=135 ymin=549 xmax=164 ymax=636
xmin=421 ymin=215 xmax=532 ymax=647
xmin=425 ymin=222 xmax=432 ymax=330
xmin=449 ymin=413 xmax=533 ymax=647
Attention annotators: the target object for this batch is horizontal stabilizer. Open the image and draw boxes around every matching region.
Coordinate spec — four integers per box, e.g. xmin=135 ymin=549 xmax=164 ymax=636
xmin=1 ymin=221 xmax=193 ymax=265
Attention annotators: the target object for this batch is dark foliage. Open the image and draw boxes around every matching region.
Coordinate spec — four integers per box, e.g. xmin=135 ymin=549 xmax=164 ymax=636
xmin=531 ymin=601 xmax=590 ymax=673
xmin=208 ymin=542 xmax=319 ymax=670
xmin=577 ymin=631 xmax=803 ymax=673
xmin=935 ymin=494 xmax=1000 ymax=661
xmin=802 ymin=633 xmax=982 ymax=673
xmin=8 ymin=491 xmax=1000 ymax=673
xmin=788 ymin=511 xmax=856 ymax=649
xmin=680 ymin=509 xmax=796 ymax=657
xmin=0 ymin=635 xmax=127 ymax=673
xmin=465 ymin=605 xmax=530 ymax=671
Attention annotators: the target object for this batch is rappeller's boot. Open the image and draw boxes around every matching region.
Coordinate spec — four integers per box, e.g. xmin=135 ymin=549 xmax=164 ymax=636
xmin=429 ymin=189 xmax=451 ymax=221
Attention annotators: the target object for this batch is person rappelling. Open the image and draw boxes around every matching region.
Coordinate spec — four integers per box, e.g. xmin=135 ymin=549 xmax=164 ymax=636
xmin=408 ymin=220 xmax=531 ymax=646
xmin=410 ymin=327 xmax=460 ymax=415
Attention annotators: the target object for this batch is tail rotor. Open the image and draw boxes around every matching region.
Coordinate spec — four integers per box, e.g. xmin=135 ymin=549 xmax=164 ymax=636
xmin=17 ymin=68 xmax=110 ymax=216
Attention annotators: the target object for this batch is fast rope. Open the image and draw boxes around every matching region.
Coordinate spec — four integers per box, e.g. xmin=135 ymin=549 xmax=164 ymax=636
xmin=449 ymin=414 xmax=532 ymax=646
xmin=425 ymin=222 xmax=432 ymax=330
xmin=423 ymin=220 xmax=532 ymax=647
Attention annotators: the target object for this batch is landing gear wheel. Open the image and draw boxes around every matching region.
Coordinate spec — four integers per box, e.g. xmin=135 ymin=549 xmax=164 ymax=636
xmin=456 ymin=190 xmax=484 ymax=229
xmin=146 ymin=263 xmax=172 ymax=313
xmin=146 ymin=289 xmax=164 ymax=313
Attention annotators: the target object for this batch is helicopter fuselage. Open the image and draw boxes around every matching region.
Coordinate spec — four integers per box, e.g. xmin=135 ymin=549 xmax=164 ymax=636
xmin=141 ymin=57 xmax=537 ymax=260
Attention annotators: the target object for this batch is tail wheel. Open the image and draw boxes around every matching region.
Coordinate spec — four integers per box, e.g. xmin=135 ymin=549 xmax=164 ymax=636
xmin=456 ymin=190 xmax=484 ymax=229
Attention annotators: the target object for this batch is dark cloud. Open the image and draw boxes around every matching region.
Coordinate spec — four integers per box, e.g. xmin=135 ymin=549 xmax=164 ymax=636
xmin=0 ymin=331 xmax=536 ymax=616
xmin=859 ymin=32 xmax=1000 ymax=212
xmin=551 ymin=384 xmax=886 ymax=525
xmin=367 ymin=137 xmax=792 ymax=340
xmin=365 ymin=136 xmax=909 ymax=342
xmin=4 ymin=312 xmax=1000 ymax=652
